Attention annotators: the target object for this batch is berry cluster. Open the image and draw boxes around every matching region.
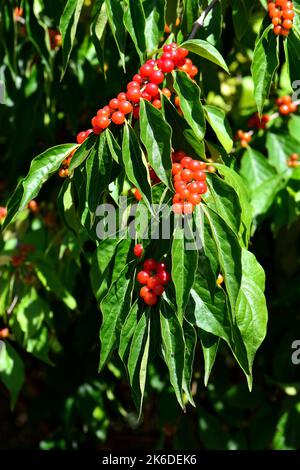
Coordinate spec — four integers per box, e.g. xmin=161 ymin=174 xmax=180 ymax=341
xmin=276 ymin=95 xmax=298 ymax=115
xmin=11 ymin=244 xmax=35 ymax=267
xmin=0 ymin=328 xmax=10 ymax=339
xmin=287 ymin=153 xmax=299 ymax=167
xmin=0 ymin=206 xmax=7 ymax=221
xmin=268 ymin=0 xmax=295 ymax=36
xmin=248 ymin=113 xmax=270 ymax=130
xmin=235 ymin=130 xmax=252 ymax=148
xmin=137 ymin=258 xmax=170 ymax=306
xmin=75 ymin=43 xmax=197 ymax=140
xmin=171 ymin=150 xmax=207 ymax=215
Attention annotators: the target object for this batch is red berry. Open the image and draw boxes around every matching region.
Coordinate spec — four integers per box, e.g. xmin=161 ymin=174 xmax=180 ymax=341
xmin=127 ymin=87 xmax=141 ymax=103
xmin=176 ymin=47 xmax=189 ymax=59
xmin=196 ymin=181 xmax=208 ymax=194
xmin=174 ymin=180 xmax=186 ymax=192
xmin=109 ymin=98 xmax=119 ymax=109
xmin=143 ymin=258 xmax=157 ymax=272
xmin=140 ymin=286 xmax=150 ymax=299
xmin=157 ymin=262 xmax=167 ymax=271
xmin=160 ymin=59 xmax=175 ymax=73
xmin=134 ymin=244 xmax=143 ymax=258
xmin=96 ymin=115 xmax=110 ymax=129
xmin=133 ymin=74 xmax=143 ymax=84
xmin=144 ymin=292 xmax=158 ymax=306
xmin=118 ymin=100 xmax=133 ymax=115
xmin=140 ymin=63 xmax=153 ymax=78
xmin=189 ymin=65 xmax=198 ymax=78
xmin=179 ymin=187 xmax=190 ymax=200
xmin=76 ymin=131 xmax=86 ymax=144
xmin=141 ymin=91 xmax=152 ymax=101
xmin=189 ymin=160 xmax=206 ymax=171
xmin=181 ymin=169 xmax=194 ymax=182
xmin=172 ymin=203 xmax=183 ymax=214
xmin=152 ymin=284 xmax=164 ymax=296
xmin=172 ymin=163 xmax=182 ymax=175
xmin=283 ymin=19 xmax=293 ymax=29
xmin=144 ymin=83 xmax=158 ymax=97
xmin=193 ymin=170 xmax=206 ymax=182
xmin=117 ymin=92 xmax=127 ymax=101
xmin=181 ymin=157 xmax=193 ymax=168
xmin=137 ymin=270 xmax=150 ymax=284
xmin=149 ymin=70 xmax=164 ymax=84
xmin=188 ymin=181 xmax=200 ymax=193
xmin=133 ymin=106 xmax=140 ymax=119
xmin=152 ymin=99 xmax=162 ymax=109
xmin=189 ymin=193 xmax=201 ymax=205
xmin=147 ymin=275 xmax=161 ymax=289
xmin=133 ymin=188 xmax=142 ymax=200
xmin=279 ymin=104 xmax=290 ymax=115
xmin=161 ymin=88 xmax=171 ymax=99
xmin=182 ymin=202 xmax=194 ymax=214
xmin=157 ymin=270 xmax=170 ymax=285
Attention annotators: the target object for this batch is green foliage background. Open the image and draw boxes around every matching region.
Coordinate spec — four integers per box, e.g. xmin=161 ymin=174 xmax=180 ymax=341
xmin=0 ymin=0 xmax=300 ymax=450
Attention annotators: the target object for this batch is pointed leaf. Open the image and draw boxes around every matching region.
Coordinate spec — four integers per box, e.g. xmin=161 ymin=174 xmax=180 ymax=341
xmin=204 ymin=105 xmax=233 ymax=153
xmin=180 ymin=39 xmax=229 ymax=73
xmin=60 ymin=0 xmax=85 ymax=77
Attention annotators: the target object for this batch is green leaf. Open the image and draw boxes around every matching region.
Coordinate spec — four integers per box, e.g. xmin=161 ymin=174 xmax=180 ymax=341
xmin=0 ymin=342 xmax=25 ymax=408
xmin=273 ymin=403 xmax=300 ymax=450
xmin=69 ymin=135 xmax=96 ymax=171
xmin=266 ymin=132 xmax=300 ymax=174
xmin=240 ymin=147 xmax=277 ymax=194
xmin=198 ymin=329 xmax=219 ymax=386
xmin=171 ymin=223 xmax=198 ymax=324
xmin=205 ymin=173 xmax=242 ymax=238
xmin=204 ymin=105 xmax=233 ymax=153
xmin=57 ymin=179 xmax=81 ymax=233
xmin=128 ymin=311 xmax=150 ymax=416
xmin=60 ymin=0 xmax=85 ymax=77
xmin=251 ymin=25 xmax=279 ymax=115
xmin=236 ymin=249 xmax=268 ymax=376
xmin=162 ymin=96 xmax=206 ymax=158
xmin=123 ymin=0 xmax=146 ymax=62
xmin=182 ymin=319 xmax=197 ymax=406
xmin=105 ymin=0 xmax=126 ymax=69
xmin=35 ymin=263 xmax=77 ymax=310
xmin=173 ymin=70 xmax=206 ymax=142
xmin=143 ymin=0 xmax=165 ymax=53
xmin=202 ymin=206 xmax=242 ymax=316
xmin=1 ymin=2 xmax=17 ymax=75
xmin=24 ymin=1 xmax=50 ymax=71
xmin=251 ymin=175 xmax=286 ymax=219
xmin=139 ymin=99 xmax=172 ymax=190
xmin=288 ymin=115 xmax=300 ymax=144
xmin=106 ymin=129 xmax=123 ymax=164
xmin=119 ymin=300 xmax=140 ymax=362
xmin=122 ymin=123 xmax=152 ymax=208
xmin=99 ymin=263 xmax=134 ymax=370
xmin=180 ymin=39 xmax=229 ymax=73
xmin=91 ymin=0 xmax=108 ymax=66
xmin=160 ymin=299 xmax=185 ymax=409
xmin=3 ymin=143 xmax=78 ymax=229
xmin=213 ymin=163 xmax=253 ymax=245
xmin=231 ymin=0 xmax=254 ymax=40
xmin=284 ymin=29 xmax=300 ymax=86
xmin=182 ymin=0 xmax=199 ymax=35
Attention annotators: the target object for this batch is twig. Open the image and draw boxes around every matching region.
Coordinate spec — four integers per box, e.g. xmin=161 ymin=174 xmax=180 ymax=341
xmin=7 ymin=295 xmax=18 ymax=316
xmin=189 ymin=0 xmax=219 ymax=39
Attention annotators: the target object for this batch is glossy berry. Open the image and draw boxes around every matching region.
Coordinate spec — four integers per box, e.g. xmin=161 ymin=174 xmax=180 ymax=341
xmin=140 ymin=286 xmax=150 ymax=299
xmin=143 ymin=258 xmax=157 ymax=272
xmin=111 ymin=111 xmax=125 ymax=125
xmin=145 ymin=83 xmax=159 ymax=97
xmin=152 ymin=284 xmax=164 ymax=296
xmin=127 ymin=87 xmax=141 ymax=103
xmin=118 ymin=100 xmax=133 ymax=115
xmin=137 ymin=270 xmax=150 ymax=284
xmin=149 ymin=70 xmax=164 ymax=84
xmin=147 ymin=276 xmax=161 ymax=289
xmin=157 ymin=270 xmax=170 ymax=285
xmin=144 ymin=292 xmax=158 ymax=306
xmin=134 ymin=244 xmax=143 ymax=258
xmin=77 ymin=131 xmax=87 ymax=144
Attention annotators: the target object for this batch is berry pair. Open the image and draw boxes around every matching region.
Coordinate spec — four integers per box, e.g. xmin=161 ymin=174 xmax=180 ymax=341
xmin=235 ymin=130 xmax=252 ymax=148
xmin=137 ymin=258 xmax=170 ymax=306
xmin=268 ymin=0 xmax=295 ymax=36
xmin=171 ymin=151 xmax=208 ymax=215
xmin=287 ymin=153 xmax=299 ymax=167
xmin=276 ymin=96 xmax=298 ymax=115
xmin=58 ymin=147 xmax=79 ymax=178
xmin=248 ymin=113 xmax=270 ymax=130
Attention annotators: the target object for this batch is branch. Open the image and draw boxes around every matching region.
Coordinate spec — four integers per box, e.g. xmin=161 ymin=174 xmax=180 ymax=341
xmin=189 ymin=0 xmax=219 ymax=40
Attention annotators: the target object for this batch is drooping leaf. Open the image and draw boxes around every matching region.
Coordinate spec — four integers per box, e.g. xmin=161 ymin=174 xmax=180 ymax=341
xmin=231 ymin=0 xmax=254 ymax=40
xmin=171 ymin=222 xmax=198 ymax=324
xmin=60 ymin=0 xmax=85 ymax=77
xmin=173 ymin=70 xmax=206 ymax=142
xmin=69 ymin=135 xmax=96 ymax=171
xmin=160 ymin=299 xmax=185 ymax=409
xmin=123 ymin=0 xmax=146 ymax=62
xmin=204 ymin=105 xmax=233 ymax=153
xmin=0 ymin=342 xmax=25 ymax=409
xmin=251 ymin=25 xmax=279 ymax=115
xmin=143 ymin=0 xmax=165 ymax=53
xmin=240 ymin=147 xmax=277 ymax=194
xmin=122 ymin=122 xmax=152 ymax=208
xmin=180 ymin=39 xmax=229 ymax=73
xmin=182 ymin=319 xmax=197 ymax=405
xmin=3 ymin=143 xmax=78 ymax=229
xmin=139 ymin=99 xmax=172 ymax=190
xmin=198 ymin=329 xmax=219 ymax=386
xmin=128 ymin=311 xmax=150 ymax=416
xmin=119 ymin=300 xmax=140 ymax=363
xmin=105 ymin=0 xmax=126 ymax=69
